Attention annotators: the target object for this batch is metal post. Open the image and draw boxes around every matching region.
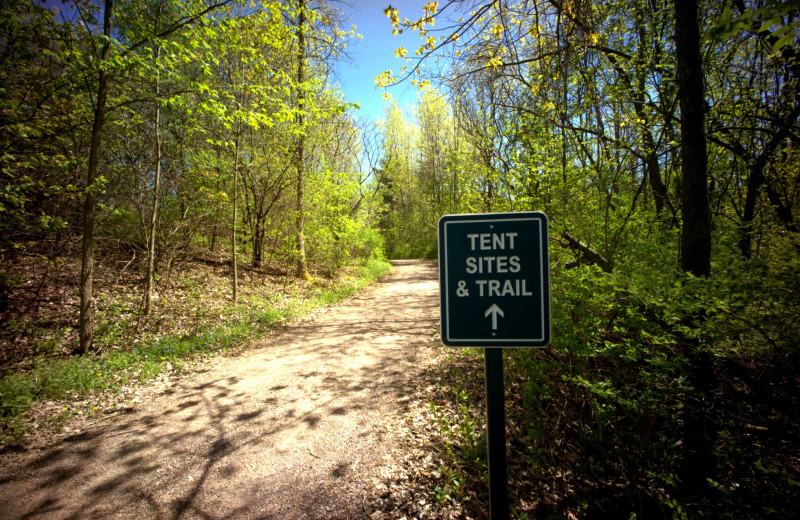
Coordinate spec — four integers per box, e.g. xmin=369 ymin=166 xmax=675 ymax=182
xmin=484 ymin=347 xmax=508 ymax=520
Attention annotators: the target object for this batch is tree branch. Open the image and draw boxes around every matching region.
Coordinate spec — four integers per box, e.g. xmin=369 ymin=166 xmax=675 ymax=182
xmin=558 ymin=232 xmax=614 ymax=273
xmin=121 ymin=1 xmax=233 ymax=57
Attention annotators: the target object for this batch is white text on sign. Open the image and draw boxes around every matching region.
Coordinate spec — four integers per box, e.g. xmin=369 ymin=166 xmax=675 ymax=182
xmin=459 ymin=232 xmax=533 ymax=298
xmin=466 ymin=232 xmax=518 ymax=250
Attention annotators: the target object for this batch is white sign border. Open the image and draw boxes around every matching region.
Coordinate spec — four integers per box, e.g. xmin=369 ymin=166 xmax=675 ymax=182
xmin=440 ymin=213 xmax=550 ymax=346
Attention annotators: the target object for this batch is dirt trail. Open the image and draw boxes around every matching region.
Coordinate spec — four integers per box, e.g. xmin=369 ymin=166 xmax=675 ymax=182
xmin=0 ymin=260 xmax=440 ymax=520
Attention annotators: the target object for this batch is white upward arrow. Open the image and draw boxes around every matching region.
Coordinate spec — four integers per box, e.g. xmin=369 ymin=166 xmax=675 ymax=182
xmin=484 ymin=303 xmax=504 ymax=330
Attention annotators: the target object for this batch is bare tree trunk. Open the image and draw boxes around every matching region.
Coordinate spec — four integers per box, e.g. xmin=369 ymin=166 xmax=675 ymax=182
xmin=737 ymin=103 xmax=800 ymax=258
xmin=676 ymin=0 xmax=711 ymax=278
xmin=644 ymin=133 xmax=674 ymax=217
xmin=78 ymin=0 xmax=114 ymax=354
xmin=211 ymin=147 xmax=222 ymax=250
xmin=560 ymin=232 xmax=614 ymax=273
xmin=252 ymin=220 xmax=263 ymax=268
xmin=675 ymin=0 xmax=716 ymax=498
xmin=232 ymin=132 xmax=240 ymax=302
xmin=293 ymin=0 xmax=311 ymax=280
xmin=144 ymin=45 xmax=162 ymax=316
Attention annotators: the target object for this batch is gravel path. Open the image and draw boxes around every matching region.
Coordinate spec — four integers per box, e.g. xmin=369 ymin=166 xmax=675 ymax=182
xmin=0 ymin=260 xmax=440 ymax=519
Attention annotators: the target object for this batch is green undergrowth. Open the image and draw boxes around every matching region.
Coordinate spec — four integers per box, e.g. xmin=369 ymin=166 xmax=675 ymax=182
xmin=417 ymin=249 xmax=800 ymax=519
xmin=0 ymin=258 xmax=391 ymax=445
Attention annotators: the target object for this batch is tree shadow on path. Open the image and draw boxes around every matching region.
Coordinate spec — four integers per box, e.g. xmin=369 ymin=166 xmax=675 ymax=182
xmin=0 ymin=260 xmax=442 ymax=520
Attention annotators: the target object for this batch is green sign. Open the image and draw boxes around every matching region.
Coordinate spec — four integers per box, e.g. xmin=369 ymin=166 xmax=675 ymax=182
xmin=438 ymin=212 xmax=551 ymax=347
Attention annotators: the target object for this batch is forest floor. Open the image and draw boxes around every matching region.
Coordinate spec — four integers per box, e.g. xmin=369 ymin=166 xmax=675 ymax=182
xmin=0 ymin=259 xmax=470 ymax=519
xmin=2 ymin=258 xmax=798 ymax=518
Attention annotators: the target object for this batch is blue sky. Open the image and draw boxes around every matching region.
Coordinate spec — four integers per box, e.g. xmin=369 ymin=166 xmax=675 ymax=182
xmin=335 ymin=0 xmax=430 ymax=122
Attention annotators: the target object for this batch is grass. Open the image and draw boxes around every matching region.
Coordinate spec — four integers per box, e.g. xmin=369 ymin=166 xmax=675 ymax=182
xmin=0 ymin=257 xmax=391 ymax=445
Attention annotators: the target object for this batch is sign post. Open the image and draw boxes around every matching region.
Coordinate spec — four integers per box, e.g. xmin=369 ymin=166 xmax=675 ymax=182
xmin=484 ymin=347 xmax=508 ymax=519
xmin=438 ymin=211 xmax=551 ymax=520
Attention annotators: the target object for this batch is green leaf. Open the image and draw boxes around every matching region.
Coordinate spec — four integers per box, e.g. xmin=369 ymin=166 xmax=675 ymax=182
xmin=772 ymin=33 xmax=796 ymax=53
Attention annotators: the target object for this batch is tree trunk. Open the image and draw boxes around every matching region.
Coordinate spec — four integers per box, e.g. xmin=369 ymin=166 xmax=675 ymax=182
xmin=644 ymin=132 xmax=674 ymax=217
xmin=294 ymin=0 xmax=311 ymax=280
xmin=252 ymin=219 xmax=263 ymax=268
xmin=78 ymin=0 xmax=114 ymax=354
xmin=675 ymin=0 xmax=711 ymax=278
xmin=603 ymin=39 xmax=675 ymax=218
xmin=144 ymin=46 xmax=162 ymax=316
xmin=674 ymin=0 xmax=716 ymax=497
xmin=211 ymin=147 xmax=222 ymax=250
xmin=737 ymin=102 xmax=800 ymax=258
xmin=560 ymin=232 xmax=614 ymax=273
xmin=738 ymin=158 xmax=765 ymax=259
xmin=232 ymin=132 xmax=240 ymax=302
xmin=764 ymin=177 xmax=799 ymax=234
